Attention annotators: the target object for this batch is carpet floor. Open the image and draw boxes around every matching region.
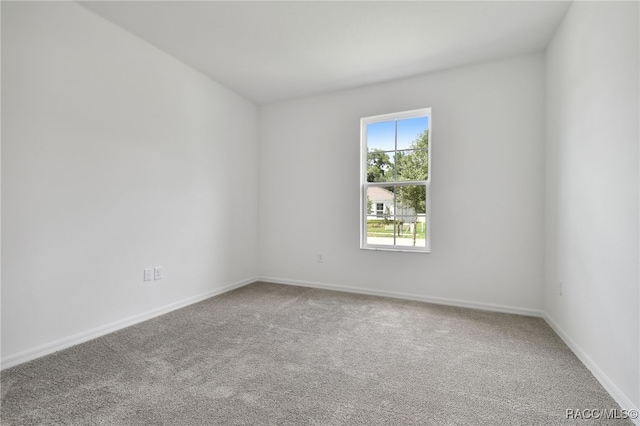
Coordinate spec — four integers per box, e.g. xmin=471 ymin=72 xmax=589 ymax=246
xmin=1 ymin=282 xmax=631 ymax=425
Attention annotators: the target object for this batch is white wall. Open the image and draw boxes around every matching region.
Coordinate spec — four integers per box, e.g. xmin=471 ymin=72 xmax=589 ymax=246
xmin=1 ymin=2 xmax=258 ymax=362
xmin=545 ymin=1 xmax=639 ymax=410
xmin=258 ymin=54 xmax=545 ymax=312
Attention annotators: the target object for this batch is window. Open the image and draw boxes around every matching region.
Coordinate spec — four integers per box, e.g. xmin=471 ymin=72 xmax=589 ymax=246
xmin=360 ymin=108 xmax=431 ymax=252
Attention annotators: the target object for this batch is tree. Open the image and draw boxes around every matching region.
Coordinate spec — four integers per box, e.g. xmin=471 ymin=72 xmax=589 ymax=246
xmin=396 ymin=130 xmax=429 ymax=245
xmin=367 ymin=150 xmax=393 ymax=182
xmin=383 ymin=205 xmax=392 ymax=225
xmin=367 ymin=196 xmax=372 ymax=215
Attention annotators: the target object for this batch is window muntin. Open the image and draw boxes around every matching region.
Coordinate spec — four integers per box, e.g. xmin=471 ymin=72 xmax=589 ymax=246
xmin=361 ymin=108 xmax=431 ymax=252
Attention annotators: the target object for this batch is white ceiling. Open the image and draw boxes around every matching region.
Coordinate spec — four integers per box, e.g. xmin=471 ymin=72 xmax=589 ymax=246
xmin=79 ymin=1 xmax=571 ymax=105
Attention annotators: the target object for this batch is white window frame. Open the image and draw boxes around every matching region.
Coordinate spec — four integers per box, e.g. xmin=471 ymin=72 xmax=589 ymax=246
xmin=360 ymin=108 xmax=431 ymax=253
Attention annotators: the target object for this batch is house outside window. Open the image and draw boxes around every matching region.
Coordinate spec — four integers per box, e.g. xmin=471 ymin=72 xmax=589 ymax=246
xmin=360 ymin=108 xmax=431 ymax=252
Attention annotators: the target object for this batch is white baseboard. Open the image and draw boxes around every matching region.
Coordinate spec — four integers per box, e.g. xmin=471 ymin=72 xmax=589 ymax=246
xmin=259 ymin=276 xmax=544 ymax=317
xmin=0 ymin=277 xmax=256 ymax=371
xmin=542 ymin=313 xmax=640 ymax=425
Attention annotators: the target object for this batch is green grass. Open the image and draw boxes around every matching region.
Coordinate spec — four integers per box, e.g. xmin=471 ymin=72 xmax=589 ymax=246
xmin=367 ymin=221 xmax=426 ymax=239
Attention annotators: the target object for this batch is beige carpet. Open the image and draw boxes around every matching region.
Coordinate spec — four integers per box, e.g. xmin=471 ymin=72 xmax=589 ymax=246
xmin=1 ymin=282 xmax=631 ymax=425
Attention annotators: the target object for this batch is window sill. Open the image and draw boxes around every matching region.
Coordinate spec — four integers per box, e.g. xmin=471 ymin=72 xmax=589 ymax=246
xmin=360 ymin=246 xmax=430 ymax=253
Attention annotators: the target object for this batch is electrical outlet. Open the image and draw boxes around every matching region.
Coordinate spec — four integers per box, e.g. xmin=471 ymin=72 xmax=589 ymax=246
xmin=154 ymin=266 xmax=163 ymax=280
xmin=316 ymin=254 xmax=324 ymax=263
xmin=144 ymin=268 xmax=153 ymax=282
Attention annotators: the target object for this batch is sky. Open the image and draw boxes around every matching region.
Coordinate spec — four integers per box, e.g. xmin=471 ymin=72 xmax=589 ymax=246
xmin=367 ymin=116 xmax=428 ymax=152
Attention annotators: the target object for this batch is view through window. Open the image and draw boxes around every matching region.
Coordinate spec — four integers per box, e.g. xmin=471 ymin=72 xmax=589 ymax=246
xmin=361 ymin=108 xmax=431 ymax=252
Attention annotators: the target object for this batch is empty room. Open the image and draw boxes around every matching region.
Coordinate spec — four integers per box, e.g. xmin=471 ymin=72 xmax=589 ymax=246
xmin=1 ymin=1 xmax=638 ymax=424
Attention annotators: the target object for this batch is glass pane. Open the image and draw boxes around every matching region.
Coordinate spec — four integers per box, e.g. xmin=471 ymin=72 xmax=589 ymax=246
xmin=395 ymin=149 xmax=428 ymax=181
xmin=395 ymin=215 xmax=426 ymax=247
xmin=367 ymin=215 xmax=396 ymax=246
xmin=395 ymin=185 xmax=426 ymax=215
xmin=366 ymin=150 xmax=395 ymax=182
xmin=366 ymin=187 xmax=394 ymax=217
xmin=397 ymin=116 xmax=428 ymax=150
xmin=367 ymin=121 xmax=395 ymax=152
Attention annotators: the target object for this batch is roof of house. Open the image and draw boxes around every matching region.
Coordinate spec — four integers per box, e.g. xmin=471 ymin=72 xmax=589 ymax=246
xmin=367 ymin=186 xmax=394 ymax=202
